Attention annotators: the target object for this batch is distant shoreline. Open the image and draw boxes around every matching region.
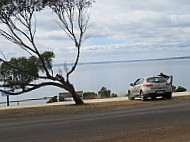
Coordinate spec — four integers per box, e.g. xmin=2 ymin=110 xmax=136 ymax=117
xmin=54 ymin=55 xmax=190 ymax=67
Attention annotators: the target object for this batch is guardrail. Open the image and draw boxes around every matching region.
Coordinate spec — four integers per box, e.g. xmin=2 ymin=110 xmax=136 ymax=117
xmin=0 ymin=91 xmax=83 ymax=106
xmin=0 ymin=97 xmax=52 ymax=106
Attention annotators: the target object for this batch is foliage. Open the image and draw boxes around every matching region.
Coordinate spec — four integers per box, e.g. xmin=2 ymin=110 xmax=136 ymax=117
xmin=83 ymin=92 xmax=97 ymax=99
xmin=47 ymin=96 xmax=58 ymax=103
xmin=175 ymin=86 xmax=187 ymax=92
xmin=0 ymin=56 xmax=38 ymax=90
xmin=0 ymin=51 xmax=54 ymax=91
xmin=98 ymin=87 xmax=118 ymax=98
xmin=111 ymin=93 xmax=118 ymax=97
xmin=98 ymin=87 xmax=111 ymax=98
xmin=47 ymin=95 xmax=66 ymax=103
xmin=172 ymin=85 xmax=187 ymax=92
xmin=39 ymin=51 xmax=55 ymax=72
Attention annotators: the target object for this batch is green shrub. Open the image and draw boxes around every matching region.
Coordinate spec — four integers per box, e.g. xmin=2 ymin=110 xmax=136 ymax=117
xmin=175 ymin=86 xmax=187 ymax=92
xmin=47 ymin=96 xmax=58 ymax=103
xmin=98 ymin=87 xmax=111 ymax=98
xmin=172 ymin=85 xmax=187 ymax=92
xmin=111 ymin=93 xmax=118 ymax=97
xmin=47 ymin=96 xmax=65 ymax=103
xmin=83 ymin=92 xmax=97 ymax=99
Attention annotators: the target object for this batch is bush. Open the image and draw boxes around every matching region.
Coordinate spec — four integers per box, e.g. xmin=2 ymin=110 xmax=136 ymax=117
xmin=47 ymin=96 xmax=58 ymax=103
xmin=98 ymin=87 xmax=111 ymax=98
xmin=111 ymin=93 xmax=118 ymax=97
xmin=83 ymin=92 xmax=97 ymax=99
xmin=175 ymin=86 xmax=187 ymax=92
xmin=98 ymin=87 xmax=118 ymax=98
xmin=47 ymin=96 xmax=66 ymax=103
xmin=172 ymin=85 xmax=187 ymax=92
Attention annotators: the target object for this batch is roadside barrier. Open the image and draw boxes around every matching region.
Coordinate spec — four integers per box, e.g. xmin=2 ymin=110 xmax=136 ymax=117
xmin=0 ymin=97 xmax=52 ymax=106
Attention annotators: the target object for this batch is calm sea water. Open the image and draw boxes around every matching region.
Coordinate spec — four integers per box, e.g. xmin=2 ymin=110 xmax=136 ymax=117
xmin=0 ymin=59 xmax=190 ymax=106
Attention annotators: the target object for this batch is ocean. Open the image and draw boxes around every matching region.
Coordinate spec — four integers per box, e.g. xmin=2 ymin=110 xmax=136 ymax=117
xmin=0 ymin=58 xmax=190 ymax=106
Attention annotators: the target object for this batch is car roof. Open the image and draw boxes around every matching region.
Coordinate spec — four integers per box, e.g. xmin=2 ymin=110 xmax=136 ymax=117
xmin=142 ymin=76 xmax=163 ymax=79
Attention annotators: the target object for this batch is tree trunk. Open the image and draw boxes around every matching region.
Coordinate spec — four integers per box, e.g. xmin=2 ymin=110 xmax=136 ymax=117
xmin=66 ymin=82 xmax=84 ymax=105
xmin=71 ymin=91 xmax=84 ymax=105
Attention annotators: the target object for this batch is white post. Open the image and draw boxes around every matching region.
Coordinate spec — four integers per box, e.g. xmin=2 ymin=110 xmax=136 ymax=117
xmin=57 ymin=95 xmax=59 ymax=102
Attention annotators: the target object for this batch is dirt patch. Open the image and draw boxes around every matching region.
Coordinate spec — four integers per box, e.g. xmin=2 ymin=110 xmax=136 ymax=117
xmin=97 ymin=125 xmax=190 ymax=142
xmin=0 ymin=96 xmax=190 ymax=122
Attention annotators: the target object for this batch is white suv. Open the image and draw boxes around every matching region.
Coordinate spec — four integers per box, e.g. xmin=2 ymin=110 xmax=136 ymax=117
xmin=128 ymin=75 xmax=172 ymax=101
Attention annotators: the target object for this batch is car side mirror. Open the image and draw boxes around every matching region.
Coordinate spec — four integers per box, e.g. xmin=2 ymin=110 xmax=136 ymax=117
xmin=130 ymin=83 xmax=134 ymax=86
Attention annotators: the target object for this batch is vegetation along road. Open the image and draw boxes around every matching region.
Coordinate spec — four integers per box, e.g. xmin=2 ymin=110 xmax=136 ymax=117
xmin=0 ymin=96 xmax=190 ymax=142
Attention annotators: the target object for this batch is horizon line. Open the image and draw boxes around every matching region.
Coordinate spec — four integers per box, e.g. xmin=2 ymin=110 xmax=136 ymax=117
xmin=53 ymin=55 xmax=190 ymax=67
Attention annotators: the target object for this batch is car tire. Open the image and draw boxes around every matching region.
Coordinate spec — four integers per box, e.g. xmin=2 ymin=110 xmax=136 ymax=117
xmin=163 ymin=93 xmax=172 ymax=100
xmin=151 ymin=96 xmax=156 ymax=100
xmin=166 ymin=93 xmax=172 ymax=99
xmin=128 ymin=91 xmax=134 ymax=100
xmin=140 ymin=91 xmax=146 ymax=101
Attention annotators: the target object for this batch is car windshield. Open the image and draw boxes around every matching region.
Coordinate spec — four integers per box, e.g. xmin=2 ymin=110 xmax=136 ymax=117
xmin=147 ymin=77 xmax=166 ymax=83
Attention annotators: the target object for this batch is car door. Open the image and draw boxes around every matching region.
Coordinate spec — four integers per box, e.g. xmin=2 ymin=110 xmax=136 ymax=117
xmin=135 ymin=78 xmax=144 ymax=96
xmin=132 ymin=79 xmax=141 ymax=95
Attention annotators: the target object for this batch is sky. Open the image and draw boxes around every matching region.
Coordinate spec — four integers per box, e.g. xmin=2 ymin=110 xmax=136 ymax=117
xmin=1 ymin=0 xmax=190 ymax=64
xmin=1 ymin=0 xmax=190 ymax=102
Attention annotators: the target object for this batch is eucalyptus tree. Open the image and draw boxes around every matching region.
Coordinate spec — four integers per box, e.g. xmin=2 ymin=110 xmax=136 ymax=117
xmin=0 ymin=0 xmax=94 ymax=104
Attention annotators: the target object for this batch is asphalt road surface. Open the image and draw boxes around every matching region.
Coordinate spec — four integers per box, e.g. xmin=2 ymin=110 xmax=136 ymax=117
xmin=0 ymin=102 xmax=190 ymax=142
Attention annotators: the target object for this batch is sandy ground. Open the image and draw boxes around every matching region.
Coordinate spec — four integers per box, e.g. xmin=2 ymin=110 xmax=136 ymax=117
xmin=1 ymin=96 xmax=190 ymax=142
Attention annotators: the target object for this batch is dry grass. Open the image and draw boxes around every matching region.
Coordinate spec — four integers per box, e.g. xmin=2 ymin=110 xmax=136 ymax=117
xmin=0 ymin=96 xmax=190 ymax=122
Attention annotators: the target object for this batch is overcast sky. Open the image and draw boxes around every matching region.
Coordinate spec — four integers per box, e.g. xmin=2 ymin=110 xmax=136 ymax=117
xmin=1 ymin=0 xmax=190 ymax=64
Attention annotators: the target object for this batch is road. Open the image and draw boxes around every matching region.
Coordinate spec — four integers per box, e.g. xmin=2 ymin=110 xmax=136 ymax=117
xmin=0 ymin=102 xmax=190 ymax=142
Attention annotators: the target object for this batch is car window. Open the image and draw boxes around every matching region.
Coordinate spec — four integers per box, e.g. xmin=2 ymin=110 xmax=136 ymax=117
xmin=134 ymin=78 xmax=144 ymax=85
xmin=134 ymin=79 xmax=140 ymax=85
xmin=139 ymin=78 xmax=144 ymax=84
xmin=147 ymin=77 xmax=166 ymax=83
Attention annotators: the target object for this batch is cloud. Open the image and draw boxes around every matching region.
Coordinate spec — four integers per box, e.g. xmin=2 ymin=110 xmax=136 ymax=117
xmin=0 ymin=0 xmax=190 ymax=63
xmin=81 ymin=0 xmax=190 ymax=61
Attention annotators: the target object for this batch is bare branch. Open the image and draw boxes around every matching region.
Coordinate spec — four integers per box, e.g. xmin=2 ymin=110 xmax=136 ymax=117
xmin=51 ymin=0 xmax=93 ymax=82
xmin=0 ymin=82 xmax=65 ymax=96
xmin=0 ymin=51 xmax=7 ymax=61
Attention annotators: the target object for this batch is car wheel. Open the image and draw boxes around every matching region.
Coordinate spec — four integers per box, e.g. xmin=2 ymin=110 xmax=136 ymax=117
xmin=151 ymin=96 xmax=156 ymax=100
xmin=128 ymin=91 xmax=134 ymax=100
xmin=165 ymin=93 xmax=172 ymax=99
xmin=140 ymin=91 xmax=146 ymax=101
